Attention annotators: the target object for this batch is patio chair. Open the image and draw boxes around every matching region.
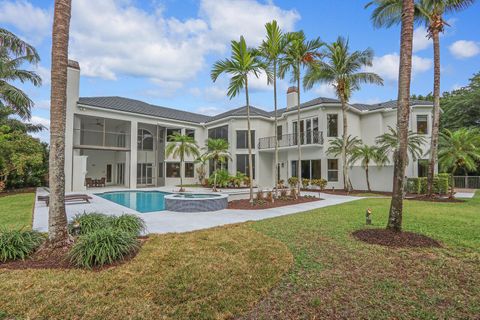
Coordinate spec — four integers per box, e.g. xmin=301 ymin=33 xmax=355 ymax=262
xmin=85 ymin=177 xmax=93 ymax=188
xmin=37 ymin=194 xmax=92 ymax=207
xmin=99 ymin=177 xmax=106 ymax=187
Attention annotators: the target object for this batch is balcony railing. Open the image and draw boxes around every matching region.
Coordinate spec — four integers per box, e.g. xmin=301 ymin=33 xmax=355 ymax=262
xmin=258 ymin=131 xmax=324 ymax=150
xmin=73 ymin=128 xmax=130 ymax=149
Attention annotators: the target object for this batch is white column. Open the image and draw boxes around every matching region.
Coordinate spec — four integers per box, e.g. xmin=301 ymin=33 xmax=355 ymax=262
xmin=129 ymin=120 xmax=138 ymax=189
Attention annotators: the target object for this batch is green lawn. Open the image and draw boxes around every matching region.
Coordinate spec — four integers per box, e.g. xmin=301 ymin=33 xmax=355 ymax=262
xmin=0 ymin=193 xmax=35 ymax=229
xmin=0 ymin=192 xmax=479 ymax=319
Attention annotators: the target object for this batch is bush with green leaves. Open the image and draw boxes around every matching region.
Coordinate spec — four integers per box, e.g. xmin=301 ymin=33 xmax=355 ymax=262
xmin=0 ymin=229 xmax=44 ymax=262
xmin=288 ymin=177 xmax=299 ymax=187
xmin=208 ymin=169 xmax=230 ymax=188
xmin=68 ymin=212 xmax=145 ymax=236
xmin=311 ymin=178 xmax=327 ymax=191
xmin=69 ymin=228 xmax=140 ymax=269
xmin=407 ymin=174 xmax=451 ymax=195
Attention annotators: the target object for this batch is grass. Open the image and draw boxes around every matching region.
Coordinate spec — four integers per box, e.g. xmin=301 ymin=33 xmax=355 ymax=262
xmin=0 ymin=193 xmax=34 ymax=230
xmin=0 ymin=191 xmax=479 ymax=319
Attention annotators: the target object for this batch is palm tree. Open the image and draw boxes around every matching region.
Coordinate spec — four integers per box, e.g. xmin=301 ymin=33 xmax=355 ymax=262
xmin=165 ymin=132 xmax=200 ymax=192
xmin=0 ymin=107 xmax=45 ymax=133
xmin=202 ymin=138 xmax=232 ymax=192
xmin=279 ymin=31 xmax=323 ymax=193
xmin=366 ymin=0 xmax=474 ymax=197
xmin=438 ymin=128 xmax=480 ymax=197
xmin=256 ymin=20 xmax=288 ymax=198
xmin=327 ymin=135 xmax=362 ymax=189
xmin=211 ymin=36 xmax=269 ymax=203
xmin=367 ymin=0 xmax=416 ymax=231
xmin=304 ymin=37 xmax=383 ymax=191
xmin=0 ymin=34 xmax=42 ymax=120
xmin=350 ymin=144 xmax=389 ymax=191
xmin=48 ymin=0 xmax=72 ymax=248
xmin=375 ymin=126 xmax=427 ymax=163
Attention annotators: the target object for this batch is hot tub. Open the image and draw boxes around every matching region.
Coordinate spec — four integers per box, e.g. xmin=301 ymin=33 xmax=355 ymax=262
xmin=164 ymin=193 xmax=228 ymax=212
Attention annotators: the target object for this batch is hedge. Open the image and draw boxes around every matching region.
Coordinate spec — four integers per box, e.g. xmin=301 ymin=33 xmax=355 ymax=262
xmin=407 ymin=174 xmax=451 ymax=195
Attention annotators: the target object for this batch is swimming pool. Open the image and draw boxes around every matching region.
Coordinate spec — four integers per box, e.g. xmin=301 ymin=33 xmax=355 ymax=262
xmin=96 ymin=191 xmax=170 ymax=213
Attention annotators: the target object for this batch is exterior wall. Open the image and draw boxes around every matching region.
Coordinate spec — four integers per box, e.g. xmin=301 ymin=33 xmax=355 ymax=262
xmin=65 ymin=66 xmax=80 ymax=192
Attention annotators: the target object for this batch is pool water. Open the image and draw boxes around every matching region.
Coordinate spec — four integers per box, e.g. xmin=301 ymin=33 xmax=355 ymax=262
xmin=96 ymin=191 xmax=170 ymax=213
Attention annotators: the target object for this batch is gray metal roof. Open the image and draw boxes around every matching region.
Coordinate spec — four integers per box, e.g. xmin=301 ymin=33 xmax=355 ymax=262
xmin=78 ymin=96 xmax=210 ymax=124
xmin=78 ymin=96 xmax=433 ymax=124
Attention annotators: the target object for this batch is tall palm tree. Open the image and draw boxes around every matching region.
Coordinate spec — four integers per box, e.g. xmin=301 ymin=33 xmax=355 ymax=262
xmin=327 ymin=135 xmax=362 ymax=189
xmin=367 ymin=0 xmax=416 ymax=231
xmin=0 ymin=34 xmax=42 ymax=120
xmin=376 ymin=126 xmax=427 ymax=162
xmin=0 ymin=107 xmax=45 ymax=133
xmin=279 ymin=31 xmax=323 ymax=193
xmin=256 ymin=20 xmax=288 ymax=198
xmin=304 ymin=37 xmax=383 ymax=191
xmin=350 ymin=144 xmax=389 ymax=191
xmin=211 ymin=36 xmax=269 ymax=203
xmin=438 ymin=128 xmax=480 ymax=197
xmin=165 ymin=132 xmax=200 ymax=192
xmin=203 ymin=138 xmax=232 ymax=192
xmin=48 ymin=0 xmax=72 ymax=248
xmin=366 ymin=0 xmax=474 ymax=197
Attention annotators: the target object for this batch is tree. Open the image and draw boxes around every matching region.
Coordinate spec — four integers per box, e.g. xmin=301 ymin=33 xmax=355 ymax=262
xmin=366 ymin=0 xmax=474 ymax=197
xmin=279 ymin=31 xmax=323 ymax=193
xmin=441 ymin=72 xmax=480 ymax=130
xmin=256 ymin=20 xmax=288 ymax=198
xmin=438 ymin=128 xmax=480 ymax=197
xmin=211 ymin=36 xmax=269 ymax=203
xmin=367 ymin=0 xmax=416 ymax=231
xmin=48 ymin=0 xmax=72 ymax=247
xmin=327 ymin=135 xmax=362 ymax=189
xmin=304 ymin=36 xmax=383 ymax=191
xmin=0 ymin=126 xmax=45 ymax=192
xmin=165 ymin=132 xmax=200 ymax=192
xmin=376 ymin=126 xmax=427 ymax=162
xmin=350 ymin=144 xmax=389 ymax=191
xmin=202 ymin=138 xmax=232 ymax=192
xmin=0 ymin=32 xmax=42 ymax=120
xmin=0 ymin=107 xmax=45 ymax=133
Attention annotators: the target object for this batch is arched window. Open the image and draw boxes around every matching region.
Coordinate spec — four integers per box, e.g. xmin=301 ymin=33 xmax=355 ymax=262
xmin=137 ymin=129 xmax=153 ymax=151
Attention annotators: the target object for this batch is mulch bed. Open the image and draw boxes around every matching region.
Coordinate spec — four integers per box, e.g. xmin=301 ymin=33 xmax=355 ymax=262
xmin=352 ymin=229 xmax=442 ymax=248
xmin=228 ymin=196 xmax=320 ymax=210
xmin=0 ymin=187 xmax=37 ymax=197
xmin=0 ymin=237 xmax=147 ymax=271
xmin=405 ymin=195 xmax=465 ymax=203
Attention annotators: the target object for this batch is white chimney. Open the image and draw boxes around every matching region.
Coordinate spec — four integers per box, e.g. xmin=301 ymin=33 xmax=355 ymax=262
xmin=286 ymin=86 xmax=298 ymax=109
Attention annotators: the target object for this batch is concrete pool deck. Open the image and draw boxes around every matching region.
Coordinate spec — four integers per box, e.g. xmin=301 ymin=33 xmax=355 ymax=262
xmin=33 ymin=187 xmax=362 ymax=234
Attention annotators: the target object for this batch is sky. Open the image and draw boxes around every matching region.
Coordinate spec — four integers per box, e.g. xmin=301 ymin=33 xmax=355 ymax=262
xmin=1 ymin=0 xmax=479 ymax=142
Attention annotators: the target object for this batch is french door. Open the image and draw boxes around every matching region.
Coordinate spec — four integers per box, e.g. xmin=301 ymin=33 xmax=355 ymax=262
xmin=116 ymin=163 xmax=125 ymax=185
xmin=137 ymin=163 xmax=153 ymax=186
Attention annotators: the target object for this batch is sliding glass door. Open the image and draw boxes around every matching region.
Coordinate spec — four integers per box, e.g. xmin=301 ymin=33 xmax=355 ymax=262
xmin=137 ymin=163 xmax=153 ymax=186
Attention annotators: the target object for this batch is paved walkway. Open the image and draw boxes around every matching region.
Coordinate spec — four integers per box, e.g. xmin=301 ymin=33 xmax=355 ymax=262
xmin=33 ymin=188 xmax=362 ymax=234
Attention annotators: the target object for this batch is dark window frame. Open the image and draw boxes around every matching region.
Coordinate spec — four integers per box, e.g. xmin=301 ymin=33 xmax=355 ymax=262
xmin=236 ymin=154 xmax=255 ymax=179
xmin=236 ymin=130 xmax=255 ymax=149
xmin=185 ymin=162 xmax=195 ymax=178
xmin=166 ymin=128 xmax=182 ymax=142
xmin=166 ymin=162 xmax=181 ymax=178
xmin=327 ymin=159 xmax=339 ymax=182
xmin=416 ymin=115 xmax=428 ymax=135
xmin=327 ymin=114 xmax=338 ymax=138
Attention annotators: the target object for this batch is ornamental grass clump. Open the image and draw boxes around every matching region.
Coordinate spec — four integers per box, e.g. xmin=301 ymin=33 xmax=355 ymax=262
xmin=68 ymin=212 xmax=111 ymax=236
xmin=69 ymin=228 xmax=140 ymax=269
xmin=0 ymin=229 xmax=44 ymax=262
xmin=110 ymin=214 xmax=146 ymax=236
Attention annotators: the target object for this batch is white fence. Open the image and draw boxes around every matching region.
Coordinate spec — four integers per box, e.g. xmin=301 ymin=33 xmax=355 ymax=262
xmin=453 ymin=176 xmax=480 ymax=189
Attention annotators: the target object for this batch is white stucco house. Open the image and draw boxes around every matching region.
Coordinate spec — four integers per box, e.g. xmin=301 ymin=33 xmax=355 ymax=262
xmin=64 ymin=60 xmax=434 ymax=192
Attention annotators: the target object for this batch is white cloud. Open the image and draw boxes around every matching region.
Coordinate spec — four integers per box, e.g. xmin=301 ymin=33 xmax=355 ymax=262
xmin=313 ymin=83 xmax=336 ymax=98
xmin=199 ymin=0 xmax=300 ymax=47
xmin=449 ymin=40 xmax=480 ymax=59
xmin=413 ymin=26 xmax=431 ymax=52
xmin=196 ymin=106 xmax=225 ymax=116
xmin=365 ymin=53 xmax=432 ymax=82
xmin=0 ymin=0 xmax=51 ymax=43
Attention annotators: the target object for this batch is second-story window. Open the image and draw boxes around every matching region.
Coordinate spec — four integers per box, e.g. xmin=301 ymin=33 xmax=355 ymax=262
xmin=166 ymin=128 xmax=181 ymax=142
xmin=137 ymin=129 xmax=153 ymax=150
xmin=277 ymin=125 xmax=282 ymax=140
xmin=236 ymin=130 xmax=255 ymax=149
xmin=416 ymin=115 xmax=428 ymax=134
xmin=185 ymin=129 xmax=195 ymax=139
xmin=327 ymin=114 xmax=338 ymax=137
xmin=208 ymin=125 xmax=229 ymax=142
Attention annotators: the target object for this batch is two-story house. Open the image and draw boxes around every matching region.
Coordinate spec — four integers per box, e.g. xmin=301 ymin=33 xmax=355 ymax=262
xmin=64 ymin=60 xmax=434 ymax=192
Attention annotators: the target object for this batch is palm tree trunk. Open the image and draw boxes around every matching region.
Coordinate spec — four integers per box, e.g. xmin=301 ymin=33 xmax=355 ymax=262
xmin=245 ymin=76 xmax=254 ymax=204
xmin=180 ymin=155 xmax=184 ymax=192
xmin=296 ymin=67 xmax=302 ymax=194
xmin=48 ymin=0 xmax=72 ymax=248
xmin=427 ymin=28 xmax=441 ymax=197
xmin=273 ymin=60 xmax=278 ymax=201
xmin=340 ymin=95 xmax=350 ymax=192
xmin=387 ymin=0 xmax=415 ymax=232
xmin=366 ymin=165 xmax=371 ymax=192
xmin=213 ymin=159 xmax=217 ymax=192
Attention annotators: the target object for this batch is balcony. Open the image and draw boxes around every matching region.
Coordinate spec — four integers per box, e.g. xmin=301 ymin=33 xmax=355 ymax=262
xmin=73 ymin=128 xmax=130 ymax=150
xmin=258 ymin=131 xmax=324 ymax=150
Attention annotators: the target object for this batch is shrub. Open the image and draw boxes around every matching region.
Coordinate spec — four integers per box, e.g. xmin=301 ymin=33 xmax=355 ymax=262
xmin=311 ymin=178 xmax=327 ymax=191
xmin=68 ymin=212 xmax=111 ymax=236
xmin=288 ymin=177 xmax=299 ymax=187
xmin=110 ymin=214 xmax=146 ymax=236
xmin=0 ymin=229 xmax=44 ymax=262
xmin=302 ymin=179 xmax=311 ymax=189
xmin=208 ymin=169 xmax=230 ymax=188
xmin=256 ymin=190 xmax=264 ymax=201
xmin=266 ymin=191 xmax=273 ymax=203
xmin=277 ymin=179 xmax=285 ymax=189
xmin=290 ymin=188 xmax=298 ymax=199
xmin=407 ymin=174 xmax=451 ymax=195
xmin=69 ymin=228 xmax=140 ymax=269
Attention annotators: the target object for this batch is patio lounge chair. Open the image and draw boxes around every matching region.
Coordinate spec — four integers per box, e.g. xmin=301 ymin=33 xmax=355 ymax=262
xmin=37 ymin=194 xmax=92 ymax=207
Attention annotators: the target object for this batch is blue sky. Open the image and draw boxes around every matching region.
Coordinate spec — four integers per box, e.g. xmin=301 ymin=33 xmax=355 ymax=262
xmin=1 ymin=0 xmax=479 ymax=142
